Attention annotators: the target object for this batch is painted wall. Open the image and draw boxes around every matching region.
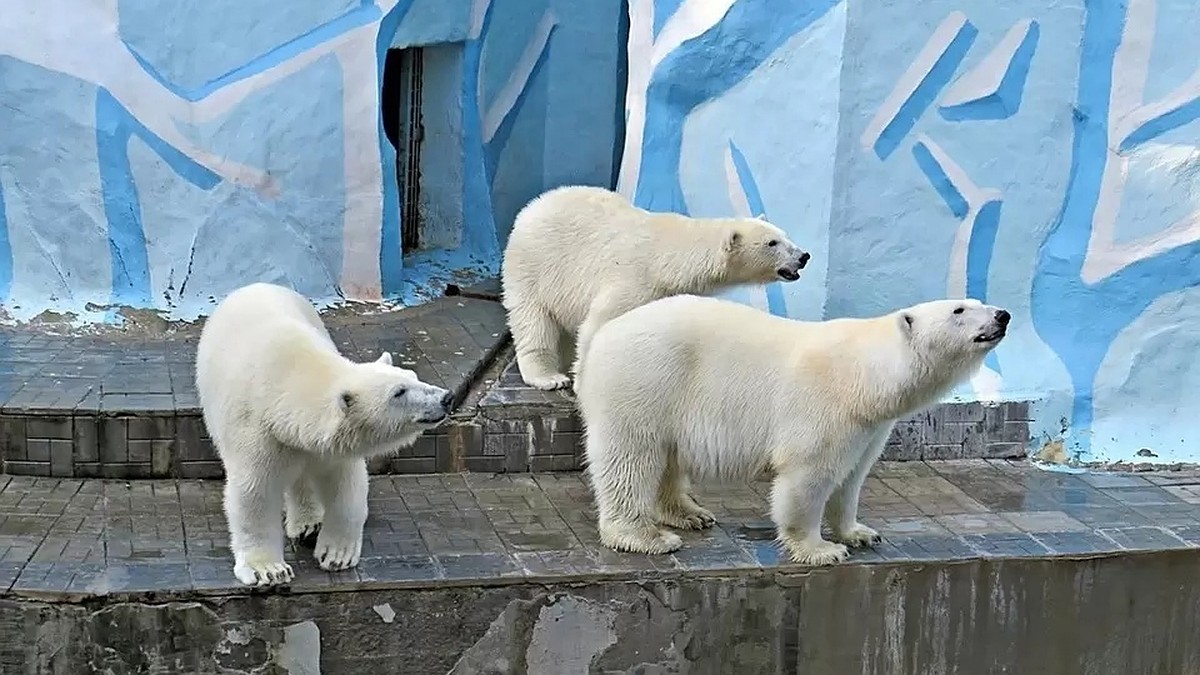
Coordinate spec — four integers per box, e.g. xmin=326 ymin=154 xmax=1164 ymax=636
xmin=0 ymin=0 xmax=622 ymax=320
xmin=620 ymin=0 xmax=1200 ymax=465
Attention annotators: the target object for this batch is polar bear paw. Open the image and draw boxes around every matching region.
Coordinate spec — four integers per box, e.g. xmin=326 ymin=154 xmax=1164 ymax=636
xmin=659 ymin=501 xmax=717 ymax=531
xmin=526 ymin=372 xmax=572 ymax=391
xmin=599 ymin=522 xmax=683 ymax=554
xmin=780 ymin=536 xmax=850 ymax=566
xmin=233 ymin=555 xmax=294 ymax=587
xmin=314 ymin=533 xmax=363 ymax=572
xmin=285 ymin=512 xmax=323 ymax=546
xmin=831 ymin=523 xmax=882 ymax=549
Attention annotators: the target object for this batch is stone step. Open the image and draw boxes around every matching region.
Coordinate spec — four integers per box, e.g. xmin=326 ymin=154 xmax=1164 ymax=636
xmin=0 ymin=282 xmax=1032 ymax=479
xmin=1 ymin=460 xmax=1197 ymax=672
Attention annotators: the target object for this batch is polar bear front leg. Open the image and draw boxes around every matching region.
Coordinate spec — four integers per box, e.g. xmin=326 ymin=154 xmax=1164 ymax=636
xmin=223 ymin=451 xmax=295 ymax=587
xmin=771 ymin=466 xmax=849 ymax=566
xmin=824 ymin=429 xmax=888 ymax=549
xmin=509 ymin=301 xmax=572 ymax=390
xmin=284 ymin=471 xmax=324 ymax=545
xmin=311 ymin=458 xmax=369 ymax=572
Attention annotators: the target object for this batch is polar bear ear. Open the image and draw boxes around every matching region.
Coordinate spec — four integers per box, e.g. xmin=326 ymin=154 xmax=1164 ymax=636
xmin=897 ymin=312 xmax=915 ymax=338
xmin=724 ymin=230 xmax=742 ymax=252
xmin=376 ymin=351 xmax=393 ymax=366
xmin=338 ymin=391 xmax=354 ymax=412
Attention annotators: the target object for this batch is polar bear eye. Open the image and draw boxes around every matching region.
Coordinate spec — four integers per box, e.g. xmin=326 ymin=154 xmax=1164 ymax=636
xmin=767 ymin=240 xmax=778 ymax=247
xmin=393 ymin=388 xmax=407 ymax=399
xmin=953 ymin=307 xmax=964 ymax=315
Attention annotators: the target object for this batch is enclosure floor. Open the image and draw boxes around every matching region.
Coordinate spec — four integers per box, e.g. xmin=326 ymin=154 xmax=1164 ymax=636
xmin=0 ymin=459 xmax=1197 ymax=599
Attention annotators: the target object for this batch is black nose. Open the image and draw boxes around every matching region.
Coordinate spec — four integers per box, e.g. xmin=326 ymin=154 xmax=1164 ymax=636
xmin=995 ymin=310 xmax=1011 ymax=326
xmin=440 ymin=392 xmax=454 ymax=411
xmin=798 ymin=252 xmax=811 ymax=269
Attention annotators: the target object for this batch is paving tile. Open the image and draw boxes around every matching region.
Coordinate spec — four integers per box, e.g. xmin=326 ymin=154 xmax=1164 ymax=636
xmin=998 ymin=510 xmax=1090 ymax=533
xmin=1030 ymin=531 xmax=1119 ymax=555
xmin=935 ymin=513 xmax=1022 ymax=535
xmin=962 ymin=533 xmax=1052 ymax=558
xmin=1097 ymin=526 xmax=1193 ymax=551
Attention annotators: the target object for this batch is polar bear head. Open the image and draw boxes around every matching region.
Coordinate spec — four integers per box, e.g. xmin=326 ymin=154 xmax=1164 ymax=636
xmin=336 ymin=351 xmax=452 ymax=447
xmin=897 ymin=298 xmax=1010 ymax=366
xmin=723 ymin=217 xmax=811 ymax=284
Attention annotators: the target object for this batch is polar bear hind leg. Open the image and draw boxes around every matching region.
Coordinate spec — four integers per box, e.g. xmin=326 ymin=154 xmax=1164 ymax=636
xmin=311 ymin=458 xmax=369 ymax=572
xmin=284 ymin=470 xmax=324 ymax=545
xmin=655 ymin=452 xmax=716 ymax=531
xmin=585 ymin=420 xmax=683 ymax=554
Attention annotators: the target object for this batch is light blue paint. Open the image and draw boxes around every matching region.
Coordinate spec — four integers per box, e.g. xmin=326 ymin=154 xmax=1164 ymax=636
xmin=634 ymin=0 xmax=841 ymax=213
xmin=939 ymin=21 xmax=1040 ymax=121
xmin=483 ymin=27 xmax=557 ymax=186
xmin=675 ymin=4 xmax=844 ymax=322
xmin=390 ymin=0 xmax=471 ymax=47
xmin=727 ymin=141 xmax=786 ymax=317
xmin=911 ymin=140 xmax=969 ymax=218
xmin=459 ymin=1 xmax=500 ymax=256
xmin=0 ymin=183 xmax=11 ymax=301
xmin=652 ymin=0 xmax=687 ymax=39
xmin=872 ymin=21 xmax=978 ymax=160
xmin=376 ymin=0 xmax=417 ymax=298
xmin=119 ymin=0 xmax=377 ymax=102
xmin=1120 ymin=97 xmax=1200 ymax=152
xmin=1032 ymin=0 xmax=1200 ymax=458
xmin=95 ymin=89 xmax=220 ymax=306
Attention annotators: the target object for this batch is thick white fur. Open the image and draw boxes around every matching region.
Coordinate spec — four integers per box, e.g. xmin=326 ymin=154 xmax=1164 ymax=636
xmin=576 ymin=295 xmax=1009 ymax=565
xmin=500 ymin=185 xmax=811 ymax=390
xmin=195 ymin=283 xmax=451 ymax=586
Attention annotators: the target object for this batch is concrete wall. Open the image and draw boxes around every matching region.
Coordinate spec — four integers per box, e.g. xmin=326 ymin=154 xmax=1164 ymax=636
xmin=0 ymin=0 xmax=622 ymax=321
xmin=620 ymin=0 xmax=1200 ymax=465
xmin=3 ymin=552 xmax=1198 ymax=673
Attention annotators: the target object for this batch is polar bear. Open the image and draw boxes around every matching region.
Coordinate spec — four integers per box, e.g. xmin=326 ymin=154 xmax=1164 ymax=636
xmin=195 ymin=283 xmax=452 ymax=586
xmin=500 ymin=185 xmax=811 ymax=390
xmin=576 ymin=295 xmax=1010 ymax=566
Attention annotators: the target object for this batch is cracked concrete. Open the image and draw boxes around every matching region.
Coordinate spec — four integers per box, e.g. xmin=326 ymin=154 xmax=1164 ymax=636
xmin=0 ymin=552 xmax=1198 ymax=673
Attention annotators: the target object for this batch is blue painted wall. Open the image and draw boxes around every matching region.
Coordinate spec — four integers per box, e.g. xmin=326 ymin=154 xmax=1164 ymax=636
xmin=0 ymin=0 xmax=622 ymax=319
xmin=620 ymin=0 xmax=1200 ymax=465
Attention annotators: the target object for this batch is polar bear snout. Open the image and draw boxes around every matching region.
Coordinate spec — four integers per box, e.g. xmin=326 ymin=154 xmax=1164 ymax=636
xmin=414 ymin=389 xmax=454 ymax=425
xmin=776 ymin=250 xmax=811 ymax=282
xmin=973 ymin=307 xmax=1011 ymax=344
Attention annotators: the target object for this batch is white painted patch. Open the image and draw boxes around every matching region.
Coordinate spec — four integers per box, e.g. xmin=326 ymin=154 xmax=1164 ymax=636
xmin=278 ymin=620 xmax=322 ymax=675
xmin=373 ymin=603 xmax=396 ymax=623
xmin=861 ymin=11 xmax=969 ymax=153
xmin=524 ymin=596 xmax=617 ymax=675
xmin=941 ymin=19 xmax=1035 ymax=108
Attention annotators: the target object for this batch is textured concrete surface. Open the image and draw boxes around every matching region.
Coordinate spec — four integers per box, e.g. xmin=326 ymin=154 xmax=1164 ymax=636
xmin=0 ymin=461 xmax=1198 ymax=672
xmin=0 ymin=293 xmax=508 ymax=478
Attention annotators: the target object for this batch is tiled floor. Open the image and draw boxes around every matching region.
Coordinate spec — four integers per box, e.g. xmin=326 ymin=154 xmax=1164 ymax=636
xmin=0 ymin=460 xmax=1197 ymax=599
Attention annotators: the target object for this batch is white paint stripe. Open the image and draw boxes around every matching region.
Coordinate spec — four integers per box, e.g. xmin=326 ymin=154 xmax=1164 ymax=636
xmin=335 ymin=35 xmax=385 ymax=300
xmin=482 ymin=11 xmax=557 ymax=144
xmin=861 ymin=11 xmax=969 ymax=153
xmin=941 ymin=18 xmax=1033 ymax=108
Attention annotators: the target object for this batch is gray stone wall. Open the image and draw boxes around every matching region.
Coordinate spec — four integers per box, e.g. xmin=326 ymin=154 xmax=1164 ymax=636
xmin=2 ymin=550 xmax=1197 ymax=674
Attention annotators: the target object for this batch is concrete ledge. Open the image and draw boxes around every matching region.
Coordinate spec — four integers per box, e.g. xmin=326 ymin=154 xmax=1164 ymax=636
xmin=3 ymin=551 xmax=1197 ymax=673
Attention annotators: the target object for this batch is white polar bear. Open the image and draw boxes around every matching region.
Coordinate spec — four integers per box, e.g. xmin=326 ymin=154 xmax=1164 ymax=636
xmin=500 ymin=185 xmax=811 ymax=390
xmin=195 ymin=282 xmax=451 ymax=586
xmin=576 ymin=294 xmax=1010 ymax=566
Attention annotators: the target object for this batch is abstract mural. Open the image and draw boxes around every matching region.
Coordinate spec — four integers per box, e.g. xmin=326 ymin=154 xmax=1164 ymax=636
xmin=621 ymin=0 xmax=1200 ymax=464
xmin=0 ymin=0 xmax=621 ymax=320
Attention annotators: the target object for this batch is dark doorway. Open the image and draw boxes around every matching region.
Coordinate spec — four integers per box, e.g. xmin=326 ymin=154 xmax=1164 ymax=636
xmin=380 ymin=48 xmax=424 ymax=254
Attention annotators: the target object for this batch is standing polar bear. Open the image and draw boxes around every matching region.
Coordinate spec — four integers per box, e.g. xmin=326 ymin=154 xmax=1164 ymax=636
xmin=576 ymin=295 xmax=1010 ymax=565
xmin=501 ymin=185 xmax=811 ymax=390
xmin=196 ymin=283 xmax=452 ymax=586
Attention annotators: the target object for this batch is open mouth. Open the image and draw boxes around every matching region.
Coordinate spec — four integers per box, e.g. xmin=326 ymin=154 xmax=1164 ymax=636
xmin=973 ymin=330 xmax=1006 ymax=344
xmin=776 ymin=268 xmax=801 ymax=282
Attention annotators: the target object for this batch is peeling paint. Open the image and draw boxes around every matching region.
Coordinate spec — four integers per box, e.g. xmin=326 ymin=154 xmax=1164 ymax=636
xmin=373 ymin=603 xmax=397 ymax=623
xmin=277 ymin=620 xmax=322 ymax=675
xmin=524 ymin=596 xmax=618 ymax=675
